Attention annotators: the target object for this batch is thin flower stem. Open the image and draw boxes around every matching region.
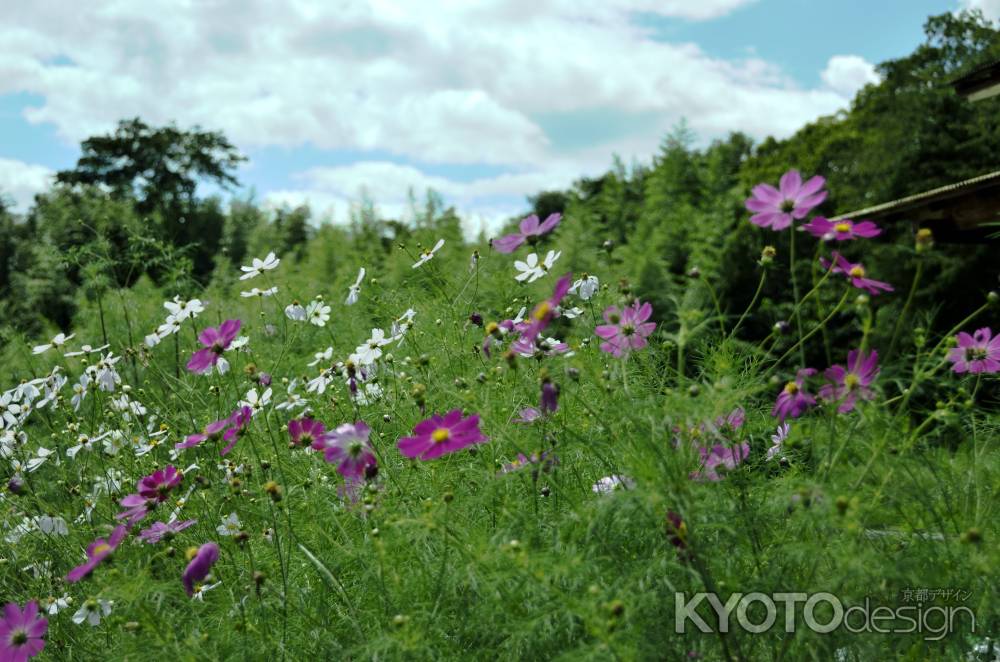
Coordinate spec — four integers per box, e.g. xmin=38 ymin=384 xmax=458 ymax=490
xmin=765 ymin=289 xmax=849 ymax=377
xmin=886 ymin=259 xmax=923 ymax=361
xmin=727 ymin=270 xmax=766 ymax=341
xmin=788 ymin=225 xmax=806 ymax=365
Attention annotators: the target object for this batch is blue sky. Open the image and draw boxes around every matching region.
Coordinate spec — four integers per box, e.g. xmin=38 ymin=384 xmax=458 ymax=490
xmin=0 ymin=0 xmax=986 ymax=234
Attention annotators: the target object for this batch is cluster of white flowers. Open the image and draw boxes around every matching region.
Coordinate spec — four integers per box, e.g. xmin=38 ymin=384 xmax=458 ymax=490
xmin=145 ymin=296 xmax=205 ymax=348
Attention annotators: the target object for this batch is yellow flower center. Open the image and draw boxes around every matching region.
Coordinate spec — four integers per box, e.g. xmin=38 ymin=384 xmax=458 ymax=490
xmin=92 ymin=543 xmax=111 ymax=556
xmin=844 ymin=373 xmax=860 ymax=390
xmin=532 ymin=301 xmax=551 ymax=322
xmin=431 ymin=428 xmax=450 ymax=443
xmin=848 ymin=266 xmax=865 ymax=279
xmin=783 ymin=381 xmax=799 ymax=395
xmin=834 ymin=222 xmax=852 ymax=233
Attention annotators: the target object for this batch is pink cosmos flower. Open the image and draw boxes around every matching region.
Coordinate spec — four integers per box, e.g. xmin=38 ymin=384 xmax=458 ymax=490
xmin=398 ymin=409 xmax=488 ymax=461
xmin=176 ymin=412 xmax=239 ymax=450
xmin=771 ymin=368 xmax=817 ymax=421
xmin=948 ymin=327 xmax=1000 ymax=374
xmin=138 ymin=519 xmax=197 ymax=544
xmin=690 ymin=443 xmax=750 ymax=482
xmin=313 ymin=421 xmax=376 ymax=479
xmin=288 ymin=417 xmax=326 ymax=447
xmin=745 ymin=170 xmax=827 ymax=231
xmin=801 ymin=217 xmax=881 ymax=241
xmin=186 ymin=319 xmax=242 ymax=374
xmin=66 ymin=525 xmax=128 ymax=582
xmin=511 ymin=274 xmax=573 ymax=354
xmin=182 ymin=542 xmax=220 ymax=597
xmin=493 ymin=213 xmax=562 ymax=253
xmin=820 ymin=252 xmax=894 ymax=295
xmin=217 ymin=407 xmax=252 ymax=456
xmin=513 ymin=407 xmax=542 ymax=424
xmin=819 ymin=349 xmax=879 ymax=413
xmin=594 ymin=301 xmax=656 ymax=357
xmin=138 ymin=466 xmax=183 ymax=502
xmin=0 ymin=601 xmax=47 ymax=660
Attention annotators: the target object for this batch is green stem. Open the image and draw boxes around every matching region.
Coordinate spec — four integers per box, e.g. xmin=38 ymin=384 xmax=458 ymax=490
xmin=886 ymin=260 xmax=924 ymax=361
xmin=788 ymin=225 xmax=805 ymax=365
xmin=728 ymin=270 xmax=766 ymax=341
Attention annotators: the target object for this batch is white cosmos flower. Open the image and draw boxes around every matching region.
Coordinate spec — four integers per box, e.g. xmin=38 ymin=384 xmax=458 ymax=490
xmin=308 ymin=347 xmax=334 ymax=367
xmin=45 ymin=594 xmax=73 ymax=615
xmin=239 ymin=388 xmax=272 ymax=415
xmin=164 ymin=297 xmax=204 ymax=321
xmin=306 ymin=368 xmax=334 ymax=394
xmin=239 ymin=251 xmax=280 ymax=280
xmin=391 ymin=308 xmax=417 ymax=343
xmin=306 ymin=300 xmax=331 ymax=327
xmin=345 ymin=267 xmax=365 ymax=305
xmin=191 ymin=581 xmax=222 ymax=601
xmin=412 ymin=239 xmax=445 ymax=268
xmin=275 ymin=379 xmax=307 ymax=412
xmin=569 ymin=274 xmax=600 ymax=300
xmin=73 ymin=599 xmax=113 ymax=626
xmin=514 ymin=253 xmax=544 ymax=283
xmin=71 ymin=374 xmax=90 ymax=411
xmin=102 ymin=430 xmax=127 ymax=455
xmin=561 ymin=306 xmax=585 ymax=319
xmin=67 ymin=432 xmax=109 ymax=459
xmin=284 ymin=302 xmax=307 ymax=321
xmin=144 ymin=333 xmax=162 ymax=348
xmin=217 ymin=512 xmax=242 ymax=536
xmin=32 ymin=332 xmax=75 ymax=355
xmin=354 ymin=329 xmax=392 ymax=365
xmin=241 ymin=286 xmax=278 ymax=298
xmin=541 ymin=250 xmax=561 ymax=272
xmin=591 ymin=475 xmax=636 ymax=495
xmin=64 ymin=343 xmax=110 ymax=358
xmin=354 ymin=382 xmax=383 ymax=405
xmin=0 ymin=391 xmax=21 ymax=429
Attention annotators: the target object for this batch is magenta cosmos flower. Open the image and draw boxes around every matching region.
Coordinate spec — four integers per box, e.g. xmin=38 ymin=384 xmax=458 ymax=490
xmin=177 ymin=411 xmax=238 ymax=450
xmin=1 ymin=601 xmax=48 ymax=661
xmin=948 ymin=327 xmax=1000 ymax=374
xmin=138 ymin=519 xmax=197 ymax=544
xmin=801 ymin=217 xmax=881 ymax=241
xmin=398 ymin=409 xmax=488 ymax=461
xmin=182 ymin=542 xmax=220 ymax=597
xmin=819 ymin=349 xmax=879 ymax=413
xmin=186 ymin=319 xmax=241 ymax=374
xmin=690 ymin=443 xmax=750 ymax=482
xmin=312 ymin=421 xmax=376 ymax=479
xmin=288 ymin=417 xmax=326 ymax=447
xmin=772 ymin=368 xmax=817 ymax=421
xmin=219 ymin=406 xmax=253 ymax=456
xmin=820 ymin=252 xmax=893 ymax=296
xmin=138 ymin=466 xmax=183 ymax=501
xmin=66 ymin=524 xmax=128 ymax=582
xmin=511 ymin=274 xmax=573 ymax=354
xmin=493 ymin=213 xmax=562 ymax=253
xmin=745 ymin=170 xmax=827 ymax=231
xmin=594 ymin=300 xmax=656 ymax=357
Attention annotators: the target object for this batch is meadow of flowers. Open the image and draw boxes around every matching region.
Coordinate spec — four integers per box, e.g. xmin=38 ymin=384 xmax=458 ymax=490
xmin=1 ymin=171 xmax=998 ymax=660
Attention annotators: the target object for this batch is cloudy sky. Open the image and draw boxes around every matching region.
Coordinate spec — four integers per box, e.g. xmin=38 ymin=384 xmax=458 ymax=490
xmin=1 ymin=0 xmax=995 ymax=234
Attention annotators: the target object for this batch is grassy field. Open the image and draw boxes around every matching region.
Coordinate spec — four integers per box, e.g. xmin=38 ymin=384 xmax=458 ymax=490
xmin=1 ymin=190 xmax=998 ymax=660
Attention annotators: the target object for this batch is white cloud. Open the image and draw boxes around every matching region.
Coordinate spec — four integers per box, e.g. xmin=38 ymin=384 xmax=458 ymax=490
xmin=1 ymin=0 xmax=872 ymax=230
xmin=0 ymin=158 xmax=53 ymax=211
xmin=959 ymin=0 xmax=1000 ymax=20
xmin=821 ymin=55 xmax=880 ymax=99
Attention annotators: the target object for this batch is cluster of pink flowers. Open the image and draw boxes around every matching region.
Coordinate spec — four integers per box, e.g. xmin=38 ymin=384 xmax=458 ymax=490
xmin=772 ymin=349 xmax=880 ymax=419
